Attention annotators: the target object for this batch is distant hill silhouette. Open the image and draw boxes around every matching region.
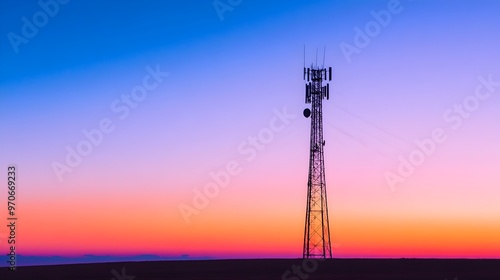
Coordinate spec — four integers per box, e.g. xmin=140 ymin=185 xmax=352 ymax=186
xmin=0 ymin=254 xmax=212 ymax=267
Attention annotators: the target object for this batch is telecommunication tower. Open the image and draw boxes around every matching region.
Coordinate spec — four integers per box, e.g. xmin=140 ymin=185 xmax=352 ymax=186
xmin=302 ymin=61 xmax=333 ymax=259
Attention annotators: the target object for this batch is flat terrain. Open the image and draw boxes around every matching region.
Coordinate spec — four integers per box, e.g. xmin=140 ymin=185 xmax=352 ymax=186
xmin=1 ymin=259 xmax=500 ymax=280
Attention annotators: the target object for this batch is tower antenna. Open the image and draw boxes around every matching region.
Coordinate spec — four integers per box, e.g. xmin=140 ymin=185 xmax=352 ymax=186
xmin=315 ymin=48 xmax=318 ymax=67
xmin=322 ymin=46 xmax=326 ymax=68
xmin=302 ymin=50 xmax=333 ymax=259
xmin=303 ymin=45 xmax=306 ymax=69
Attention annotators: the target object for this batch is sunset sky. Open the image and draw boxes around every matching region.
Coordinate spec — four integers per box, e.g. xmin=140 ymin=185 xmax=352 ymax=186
xmin=1 ymin=0 xmax=500 ymax=265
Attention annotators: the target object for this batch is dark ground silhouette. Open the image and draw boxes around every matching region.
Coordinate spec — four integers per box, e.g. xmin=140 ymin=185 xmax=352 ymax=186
xmin=1 ymin=258 xmax=499 ymax=280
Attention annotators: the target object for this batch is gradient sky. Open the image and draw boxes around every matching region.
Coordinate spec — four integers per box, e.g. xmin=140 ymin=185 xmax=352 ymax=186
xmin=1 ymin=0 xmax=500 ymax=262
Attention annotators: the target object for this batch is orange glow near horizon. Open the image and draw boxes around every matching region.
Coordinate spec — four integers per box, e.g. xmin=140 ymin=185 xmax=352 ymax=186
xmin=9 ymin=191 xmax=500 ymax=258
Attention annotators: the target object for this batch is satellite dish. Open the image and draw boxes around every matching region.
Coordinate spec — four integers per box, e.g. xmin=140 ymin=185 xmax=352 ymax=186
xmin=303 ymin=108 xmax=311 ymax=118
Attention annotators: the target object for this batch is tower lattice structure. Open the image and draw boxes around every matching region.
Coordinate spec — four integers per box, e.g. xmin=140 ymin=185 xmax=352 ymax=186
xmin=302 ymin=65 xmax=332 ymax=259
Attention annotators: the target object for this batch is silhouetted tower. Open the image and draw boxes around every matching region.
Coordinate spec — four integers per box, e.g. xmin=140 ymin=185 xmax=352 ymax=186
xmin=302 ymin=63 xmax=332 ymax=258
